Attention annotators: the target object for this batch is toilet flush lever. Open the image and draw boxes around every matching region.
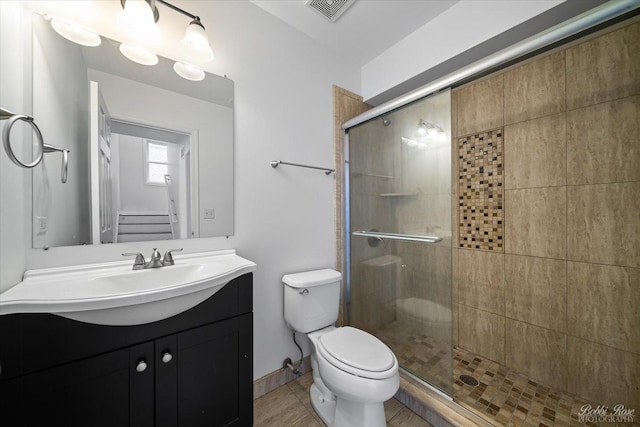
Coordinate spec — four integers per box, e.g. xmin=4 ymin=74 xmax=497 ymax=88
xmin=299 ymin=289 xmax=309 ymax=296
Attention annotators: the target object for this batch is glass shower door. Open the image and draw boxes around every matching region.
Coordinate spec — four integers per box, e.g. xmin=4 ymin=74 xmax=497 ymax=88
xmin=347 ymin=90 xmax=453 ymax=396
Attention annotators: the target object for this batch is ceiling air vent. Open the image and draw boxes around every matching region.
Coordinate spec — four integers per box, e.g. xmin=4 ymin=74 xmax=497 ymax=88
xmin=305 ymin=0 xmax=357 ymax=23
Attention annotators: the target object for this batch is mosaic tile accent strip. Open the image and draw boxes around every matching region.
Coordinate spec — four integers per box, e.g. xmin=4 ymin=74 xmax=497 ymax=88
xmin=458 ymin=129 xmax=504 ymax=251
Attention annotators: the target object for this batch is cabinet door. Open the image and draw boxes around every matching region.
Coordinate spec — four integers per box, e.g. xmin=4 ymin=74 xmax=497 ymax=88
xmin=1 ymin=341 xmax=154 ymax=427
xmin=156 ymin=313 xmax=253 ymax=427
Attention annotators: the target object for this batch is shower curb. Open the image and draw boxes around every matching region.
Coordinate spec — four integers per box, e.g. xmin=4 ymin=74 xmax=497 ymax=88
xmin=395 ymin=372 xmax=493 ymax=427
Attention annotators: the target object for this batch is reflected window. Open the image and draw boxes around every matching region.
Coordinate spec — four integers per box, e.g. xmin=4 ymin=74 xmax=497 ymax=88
xmin=144 ymin=140 xmax=168 ymax=185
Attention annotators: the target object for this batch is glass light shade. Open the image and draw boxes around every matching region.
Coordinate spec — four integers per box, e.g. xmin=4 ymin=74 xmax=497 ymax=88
xmin=417 ymin=120 xmax=428 ymax=136
xmin=427 ymin=126 xmax=439 ymax=138
xmin=118 ymin=0 xmax=161 ymax=42
xmin=50 ymin=18 xmax=101 ymax=47
xmin=173 ymin=62 xmax=205 ymax=81
xmin=180 ymin=21 xmax=214 ymax=62
xmin=119 ymin=43 xmax=158 ymax=65
xmin=401 ymin=137 xmax=418 ymax=148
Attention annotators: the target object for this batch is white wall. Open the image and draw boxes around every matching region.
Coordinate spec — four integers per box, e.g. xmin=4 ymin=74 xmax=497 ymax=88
xmin=208 ymin=0 xmax=361 ymax=378
xmin=361 ymin=0 xmax=563 ymax=101
xmin=2 ymin=1 xmax=360 ymax=380
xmin=0 ymin=2 xmax=30 ymax=292
xmin=116 ymin=134 xmax=168 ymax=213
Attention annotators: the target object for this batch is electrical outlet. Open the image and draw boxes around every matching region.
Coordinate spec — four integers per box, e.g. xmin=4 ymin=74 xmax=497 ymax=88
xmin=36 ymin=216 xmax=47 ymax=235
xmin=203 ymin=208 xmax=215 ymax=219
xmin=33 ymin=216 xmax=47 ymax=249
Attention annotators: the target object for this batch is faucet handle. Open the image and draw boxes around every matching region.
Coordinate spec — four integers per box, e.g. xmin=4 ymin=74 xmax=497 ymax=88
xmin=162 ymin=248 xmax=183 ymax=266
xmin=150 ymin=248 xmax=162 ymax=261
xmin=122 ymin=252 xmax=145 ymax=270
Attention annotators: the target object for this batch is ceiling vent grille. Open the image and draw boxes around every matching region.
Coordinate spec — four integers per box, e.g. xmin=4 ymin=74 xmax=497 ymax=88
xmin=305 ymin=0 xmax=357 ymax=23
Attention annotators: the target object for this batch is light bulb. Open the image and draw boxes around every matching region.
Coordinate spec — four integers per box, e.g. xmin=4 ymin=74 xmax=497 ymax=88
xmin=180 ymin=20 xmax=214 ymax=62
xmin=50 ymin=17 xmax=101 ymax=47
xmin=173 ymin=62 xmax=205 ymax=81
xmin=118 ymin=0 xmax=161 ymax=42
xmin=119 ymin=43 xmax=158 ymax=65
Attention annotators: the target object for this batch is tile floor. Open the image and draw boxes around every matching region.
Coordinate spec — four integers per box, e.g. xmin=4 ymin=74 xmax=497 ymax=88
xmin=253 ymin=372 xmax=434 ymax=427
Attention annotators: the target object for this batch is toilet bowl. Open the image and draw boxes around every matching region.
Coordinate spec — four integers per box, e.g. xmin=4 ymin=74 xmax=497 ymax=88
xmin=283 ymin=269 xmax=399 ymax=427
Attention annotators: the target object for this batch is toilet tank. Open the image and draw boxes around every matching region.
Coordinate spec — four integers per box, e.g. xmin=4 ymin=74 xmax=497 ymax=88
xmin=283 ymin=269 xmax=342 ymax=333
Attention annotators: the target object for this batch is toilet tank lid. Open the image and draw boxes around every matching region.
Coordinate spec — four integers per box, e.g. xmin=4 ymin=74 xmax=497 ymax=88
xmin=283 ymin=269 xmax=342 ymax=288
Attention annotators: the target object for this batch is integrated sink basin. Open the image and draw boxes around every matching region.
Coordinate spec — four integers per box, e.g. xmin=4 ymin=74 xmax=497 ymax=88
xmin=0 ymin=250 xmax=256 ymax=326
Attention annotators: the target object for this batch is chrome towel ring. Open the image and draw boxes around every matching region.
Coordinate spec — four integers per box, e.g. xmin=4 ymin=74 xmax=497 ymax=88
xmin=1 ymin=107 xmax=69 ymax=183
xmin=1 ymin=112 xmax=44 ymax=169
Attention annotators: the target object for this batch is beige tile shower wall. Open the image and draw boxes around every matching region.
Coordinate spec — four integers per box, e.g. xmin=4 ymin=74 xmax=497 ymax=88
xmin=453 ymin=20 xmax=640 ymax=410
xmin=333 ymin=86 xmax=372 ymax=326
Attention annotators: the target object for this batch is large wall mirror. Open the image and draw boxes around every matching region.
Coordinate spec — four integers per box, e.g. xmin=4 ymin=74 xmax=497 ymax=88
xmin=31 ymin=12 xmax=234 ymax=249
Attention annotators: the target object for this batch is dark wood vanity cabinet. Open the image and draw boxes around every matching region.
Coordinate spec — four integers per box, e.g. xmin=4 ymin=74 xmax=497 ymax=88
xmin=0 ymin=273 xmax=253 ymax=427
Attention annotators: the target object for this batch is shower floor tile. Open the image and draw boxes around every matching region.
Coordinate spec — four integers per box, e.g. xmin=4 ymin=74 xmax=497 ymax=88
xmin=373 ymin=321 xmax=628 ymax=427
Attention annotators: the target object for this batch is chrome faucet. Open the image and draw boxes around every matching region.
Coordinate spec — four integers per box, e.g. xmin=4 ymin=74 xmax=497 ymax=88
xmin=122 ymin=248 xmax=183 ymax=270
xmin=146 ymin=248 xmax=164 ymax=268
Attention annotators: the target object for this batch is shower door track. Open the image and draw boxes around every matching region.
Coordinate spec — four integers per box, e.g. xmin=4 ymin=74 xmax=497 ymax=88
xmin=342 ymin=0 xmax=639 ymax=131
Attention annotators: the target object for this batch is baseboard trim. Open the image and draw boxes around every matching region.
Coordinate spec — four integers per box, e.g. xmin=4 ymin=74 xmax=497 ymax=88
xmin=253 ymin=356 xmax=312 ymax=399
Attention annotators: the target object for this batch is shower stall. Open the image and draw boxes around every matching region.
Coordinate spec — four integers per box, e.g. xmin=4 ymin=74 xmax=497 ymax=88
xmin=343 ymin=1 xmax=640 ymax=426
xmin=346 ymin=90 xmax=454 ymax=397
xmin=343 ymin=4 xmax=640 ymax=425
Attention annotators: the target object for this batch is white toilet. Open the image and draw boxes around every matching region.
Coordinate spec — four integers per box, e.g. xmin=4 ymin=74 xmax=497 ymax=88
xmin=283 ymin=269 xmax=399 ymax=427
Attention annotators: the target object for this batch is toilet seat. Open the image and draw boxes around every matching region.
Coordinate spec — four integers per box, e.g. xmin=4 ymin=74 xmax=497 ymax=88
xmin=316 ymin=327 xmax=397 ymax=380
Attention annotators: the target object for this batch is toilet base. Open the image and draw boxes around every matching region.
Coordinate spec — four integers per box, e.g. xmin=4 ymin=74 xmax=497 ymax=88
xmin=310 ymin=382 xmax=336 ymax=425
xmin=310 ymin=382 xmax=387 ymax=427
xmin=333 ymin=398 xmax=386 ymax=427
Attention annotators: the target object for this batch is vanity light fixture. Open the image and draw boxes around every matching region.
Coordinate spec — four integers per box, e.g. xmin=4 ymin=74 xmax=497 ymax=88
xmin=417 ymin=119 xmax=446 ymax=140
xmin=49 ymin=17 xmax=101 ymax=47
xmin=117 ymin=0 xmax=215 ymax=80
xmin=173 ymin=62 xmax=205 ymax=81
xmin=48 ymin=1 xmax=215 ymax=80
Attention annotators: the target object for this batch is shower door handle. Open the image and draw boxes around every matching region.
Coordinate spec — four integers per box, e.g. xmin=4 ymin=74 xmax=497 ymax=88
xmin=352 ymin=231 xmax=443 ymax=244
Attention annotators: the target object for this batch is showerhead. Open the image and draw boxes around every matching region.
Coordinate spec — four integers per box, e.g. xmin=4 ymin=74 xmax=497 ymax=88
xmin=382 ymin=116 xmax=391 ymax=127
